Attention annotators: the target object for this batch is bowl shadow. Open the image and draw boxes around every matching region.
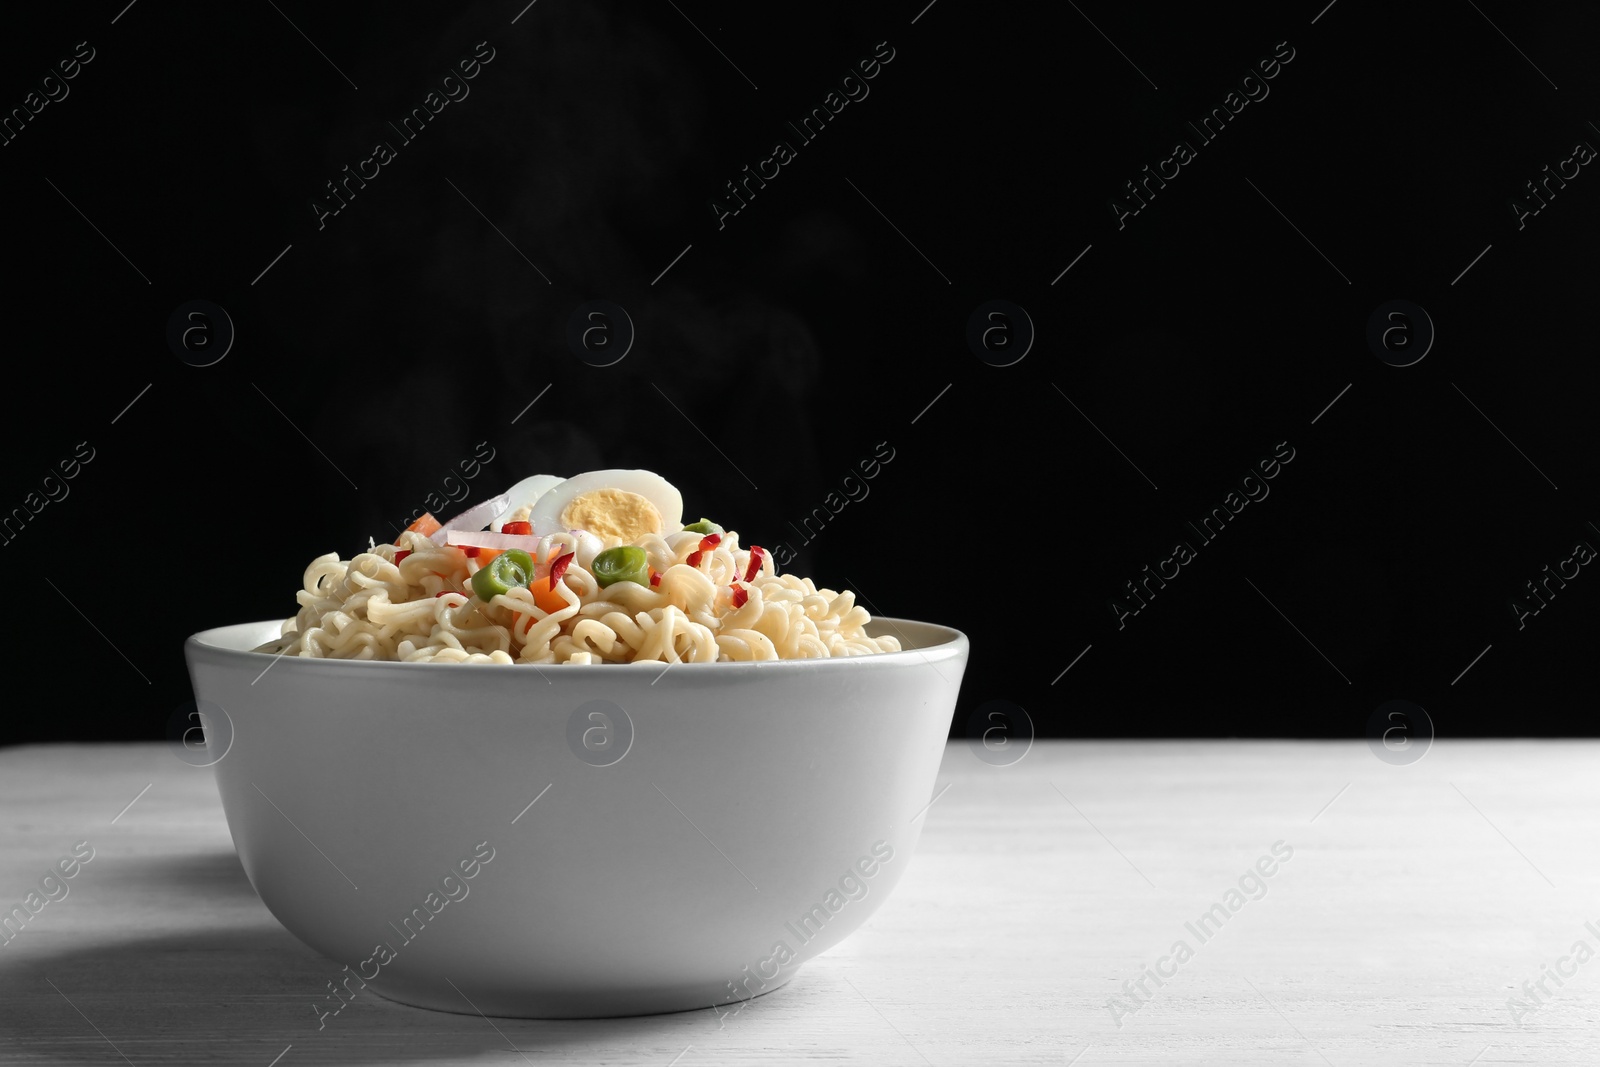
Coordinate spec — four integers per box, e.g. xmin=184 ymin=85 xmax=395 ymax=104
xmin=1 ymin=853 xmax=765 ymax=1065
xmin=106 ymin=846 xmax=264 ymax=901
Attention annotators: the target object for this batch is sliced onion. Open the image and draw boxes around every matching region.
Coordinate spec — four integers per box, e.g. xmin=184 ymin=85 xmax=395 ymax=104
xmin=429 ymin=493 xmax=512 ymax=545
xmin=444 ymin=529 xmax=542 ymax=552
xmin=571 ymin=530 xmax=604 ymax=571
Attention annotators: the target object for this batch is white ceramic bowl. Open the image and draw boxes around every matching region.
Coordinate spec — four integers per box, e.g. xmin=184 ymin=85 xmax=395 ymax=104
xmin=184 ymin=618 xmax=967 ymax=1018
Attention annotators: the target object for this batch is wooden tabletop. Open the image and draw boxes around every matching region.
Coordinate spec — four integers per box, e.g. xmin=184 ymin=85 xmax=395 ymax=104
xmin=1 ymin=740 xmax=1595 ymax=1066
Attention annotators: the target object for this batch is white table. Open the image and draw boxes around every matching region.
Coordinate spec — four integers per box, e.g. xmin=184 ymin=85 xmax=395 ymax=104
xmin=2 ymin=740 xmax=1594 ymax=1065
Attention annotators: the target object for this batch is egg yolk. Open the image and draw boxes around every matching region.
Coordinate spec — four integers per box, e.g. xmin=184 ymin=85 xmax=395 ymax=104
xmin=559 ymin=488 xmax=663 ymax=544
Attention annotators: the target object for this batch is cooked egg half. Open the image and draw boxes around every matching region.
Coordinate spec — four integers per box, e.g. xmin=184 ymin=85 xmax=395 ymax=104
xmin=493 ymin=474 xmax=565 ymax=527
xmin=530 ymin=469 xmax=683 ymax=545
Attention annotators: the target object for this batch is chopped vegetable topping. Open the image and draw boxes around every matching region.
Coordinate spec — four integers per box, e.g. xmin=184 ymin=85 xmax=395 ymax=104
xmin=462 ymin=545 xmax=482 ymax=558
xmin=531 ymin=579 xmax=567 ymax=614
xmin=429 ymin=493 xmax=512 ymax=546
xmin=501 ymin=520 xmax=533 ymax=536
xmin=470 ymin=549 xmax=535 ymax=602
xmin=530 ymin=550 xmax=577 ymax=613
xmin=744 ymin=545 xmax=766 ymax=583
xmin=445 ymin=529 xmax=541 ymax=552
xmin=400 ymin=512 xmax=441 ymax=543
xmin=685 ymin=532 xmax=722 ymax=569
xmin=394 ymin=550 xmax=412 ymax=564
xmin=549 ymin=550 xmax=575 ymax=584
xmin=592 ymin=545 xmax=650 ymax=588
xmin=730 ymin=585 xmax=749 ymax=608
xmin=649 ymin=566 xmax=661 ymax=587
xmin=684 ymin=518 xmax=724 ymax=536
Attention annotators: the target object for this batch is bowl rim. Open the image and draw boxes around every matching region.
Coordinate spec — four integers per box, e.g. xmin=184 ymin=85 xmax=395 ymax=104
xmin=186 ymin=616 xmax=968 ymax=675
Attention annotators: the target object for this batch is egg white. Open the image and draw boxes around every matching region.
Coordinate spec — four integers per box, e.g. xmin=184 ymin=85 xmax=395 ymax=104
xmin=530 ymin=469 xmax=684 ymax=541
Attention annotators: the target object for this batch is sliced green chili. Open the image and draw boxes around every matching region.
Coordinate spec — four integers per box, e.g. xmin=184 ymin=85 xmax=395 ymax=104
xmin=591 ymin=545 xmax=650 ymax=588
xmin=471 ymin=549 xmax=535 ymax=601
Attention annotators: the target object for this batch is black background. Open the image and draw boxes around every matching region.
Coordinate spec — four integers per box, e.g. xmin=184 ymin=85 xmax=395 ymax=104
xmin=3 ymin=0 xmax=1595 ymax=745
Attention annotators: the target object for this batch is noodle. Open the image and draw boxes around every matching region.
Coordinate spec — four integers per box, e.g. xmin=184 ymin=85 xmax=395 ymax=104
xmin=255 ymin=529 xmax=900 ymax=664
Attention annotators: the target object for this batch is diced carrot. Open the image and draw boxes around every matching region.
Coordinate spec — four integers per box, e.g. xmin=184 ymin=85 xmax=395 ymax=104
xmin=399 ymin=512 xmax=441 ymax=544
xmin=525 ymin=550 xmax=577 ymax=613
xmin=531 ymin=577 xmax=566 ymax=614
xmin=460 ymin=547 xmax=504 ymax=575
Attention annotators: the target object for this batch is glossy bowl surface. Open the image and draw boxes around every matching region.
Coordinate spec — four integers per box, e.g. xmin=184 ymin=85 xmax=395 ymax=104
xmin=184 ymin=617 xmax=967 ymax=1017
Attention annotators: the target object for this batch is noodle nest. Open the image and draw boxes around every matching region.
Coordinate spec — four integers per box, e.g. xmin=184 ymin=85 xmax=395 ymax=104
xmin=255 ymin=529 xmax=900 ymax=665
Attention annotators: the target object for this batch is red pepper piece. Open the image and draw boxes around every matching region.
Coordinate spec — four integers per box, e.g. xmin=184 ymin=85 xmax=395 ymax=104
xmin=649 ymin=566 xmax=661 ymax=587
xmin=549 ymin=551 xmax=575 ymax=584
xmin=730 ymin=585 xmax=749 ymax=608
xmin=744 ymin=545 xmax=766 ymax=583
xmin=394 ymin=550 xmax=412 ymax=564
xmin=501 ymin=520 xmax=533 ymax=535
xmin=685 ymin=533 xmax=722 ymax=570
xmin=462 ymin=545 xmax=481 ymax=558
